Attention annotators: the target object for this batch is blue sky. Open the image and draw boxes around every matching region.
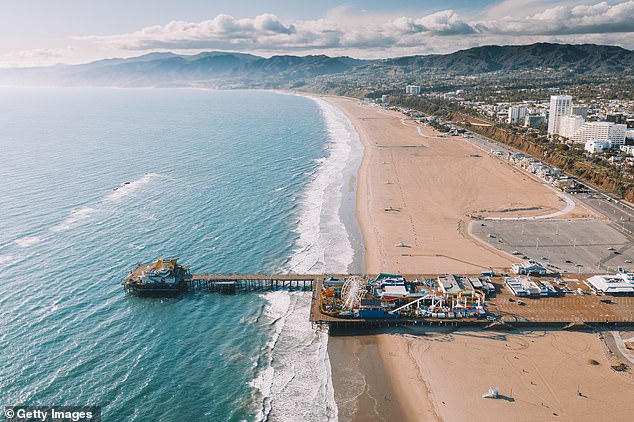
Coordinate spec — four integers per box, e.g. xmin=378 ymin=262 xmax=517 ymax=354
xmin=1 ymin=0 xmax=633 ymax=66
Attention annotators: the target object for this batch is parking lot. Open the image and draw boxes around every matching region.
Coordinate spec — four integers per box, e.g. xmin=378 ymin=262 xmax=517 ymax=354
xmin=471 ymin=219 xmax=634 ymax=274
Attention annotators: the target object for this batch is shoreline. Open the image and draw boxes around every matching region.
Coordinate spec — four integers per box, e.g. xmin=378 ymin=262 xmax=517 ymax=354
xmin=288 ymin=92 xmax=366 ymax=274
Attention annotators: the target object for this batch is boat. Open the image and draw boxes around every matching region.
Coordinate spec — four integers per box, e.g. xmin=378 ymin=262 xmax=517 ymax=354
xmin=122 ymin=258 xmax=191 ymax=296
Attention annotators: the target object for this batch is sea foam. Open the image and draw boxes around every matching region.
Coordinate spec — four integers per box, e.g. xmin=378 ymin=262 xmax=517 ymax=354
xmin=104 ymin=173 xmax=159 ymax=202
xmin=251 ymin=95 xmax=362 ymax=422
xmin=284 ymin=97 xmax=359 ymax=274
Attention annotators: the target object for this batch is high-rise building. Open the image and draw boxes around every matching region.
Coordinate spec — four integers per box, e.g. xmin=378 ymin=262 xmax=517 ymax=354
xmin=547 ymin=95 xmax=572 ymax=136
xmin=507 ymin=106 xmax=528 ymax=125
xmin=571 ymin=106 xmax=588 ymax=119
xmin=559 ymin=115 xmax=585 ymax=139
xmin=572 ymin=122 xmax=627 ymax=146
xmin=405 ymin=85 xmax=421 ymax=95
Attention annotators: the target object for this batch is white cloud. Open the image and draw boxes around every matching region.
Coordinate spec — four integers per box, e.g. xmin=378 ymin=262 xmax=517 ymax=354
xmin=80 ymin=1 xmax=634 ymax=55
xmin=0 ymin=47 xmax=75 ymax=67
xmin=482 ymin=1 xmax=634 ymax=35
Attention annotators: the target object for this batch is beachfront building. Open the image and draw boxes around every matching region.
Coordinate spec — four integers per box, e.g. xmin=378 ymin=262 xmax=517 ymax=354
xmin=572 ymin=121 xmax=627 ymax=146
xmin=437 ymin=274 xmax=473 ymax=295
xmin=505 ymin=277 xmax=527 ymax=296
xmin=587 ymin=273 xmax=634 ymax=294
xmin=559 ymin=115 xmax=585 ymax=139
xmin=585 ymin=139 xmax=612 ymax=154
xmin=466 ymin=276 xmax=495 ymax=296
xmin=548 ymin=95 xmax=572 ymax=136
xmin=507 ymin=105 xmax=527 ymax=125
xmin=505 ymin=276 xmax=541 ymax=297
xmin=505 ymin=276 xmax=558 ymax=297
xmin=524 ymin=113 xmax=546 ymax=129
xmin=511 ymin=260 xmax=548 ymax=276
xmin=405 ymin=85 xmax=421 ymax=95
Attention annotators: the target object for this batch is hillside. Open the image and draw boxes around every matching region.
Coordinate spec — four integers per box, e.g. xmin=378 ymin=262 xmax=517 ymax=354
xmin=0 ymin=43 xmax=632 ymax=87
xmin=381 ymin=43 xmax=634 ymax=74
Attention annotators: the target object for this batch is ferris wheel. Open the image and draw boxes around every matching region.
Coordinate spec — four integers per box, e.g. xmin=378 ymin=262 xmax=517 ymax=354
xmin=341 ymin=276 xmax=366 ymax=310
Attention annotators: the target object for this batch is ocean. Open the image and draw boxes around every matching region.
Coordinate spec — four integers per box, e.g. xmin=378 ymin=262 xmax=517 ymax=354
xmin=0 ymin=88 xmax=363 ymax=421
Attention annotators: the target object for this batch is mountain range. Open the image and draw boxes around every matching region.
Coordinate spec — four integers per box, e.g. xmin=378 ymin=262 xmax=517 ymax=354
xmin=1 ymin=43 xmax=632 ymax=88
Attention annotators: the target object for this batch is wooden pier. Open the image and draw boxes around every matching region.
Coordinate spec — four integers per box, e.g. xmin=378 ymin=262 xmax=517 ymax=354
xmin=124 ymin=266 xmax=634 ymax=329
xmin=186 ymin=273 xmax=337 ymax=294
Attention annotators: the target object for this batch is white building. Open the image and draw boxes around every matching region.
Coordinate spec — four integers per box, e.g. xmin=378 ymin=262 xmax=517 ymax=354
xmin=620 ymin=145 xmax=634 ymax=155
xmin=572 ymin=121 xmax=627 ymax=146
xmin=548 ymin=95 xmax=572 ymax=136
xmin=511 ymin=260 xmax=548 ymax=276
xmin=586 ymin=273 xmax=634 ymax=294
xmin=507 ymin=106 xmax=528 ymax=125
xmin=524 ymin=114 xmax=546 ymax=129
xmin=585 ymin=139 xmax=612 ymax=154
xmin=405 ymin=85 xmax=421 ymax=95
xmin=505 ymin=276 xmax=542 ymax=297
xmin=559 ymin=115 xmax=585 ymax=139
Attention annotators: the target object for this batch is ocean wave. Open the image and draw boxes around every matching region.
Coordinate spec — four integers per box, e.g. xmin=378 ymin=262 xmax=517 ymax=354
xmin=252 ymin=292 xmax=337 ymax=422
xmin=13 ymin=236 xmax=43 ymax=247
xmin=49 ymin=207 xmax=96 ymax=233
xmin=104 ymin=173 xmax=160 ymax=202
xmin=284 ymin=97 xmax=359 ymax=274
xmin=249 ymin=96 xmax=361 ymax=422
xmin=0 ymin=254 xmax=15 ymax=268
xmin=11 ymin=173 xmax=161 ymax=240
xmin=249 ymin=291 xmax=292 ymax=421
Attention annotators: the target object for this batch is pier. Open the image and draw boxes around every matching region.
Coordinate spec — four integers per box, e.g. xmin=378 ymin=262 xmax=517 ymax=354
xmin=187 ymin=273 xmax=329 ymax=293
xmin=123 ymin=260 xmax=634 ymax=329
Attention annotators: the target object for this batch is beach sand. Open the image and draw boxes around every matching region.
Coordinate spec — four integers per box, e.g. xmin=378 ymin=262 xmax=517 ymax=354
xmin=324 ymin=96 xmax=585 ymax=275
xmin=321 ymin=96 xmax=634 ymax=421
xmin=377 ymin=328 xmax=634 ymax=421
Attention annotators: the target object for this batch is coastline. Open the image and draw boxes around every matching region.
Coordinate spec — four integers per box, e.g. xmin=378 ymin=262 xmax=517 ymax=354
xmin=252 ymin=92 xmax=368 ymax=422
xmin=317 ymin=95 xmax=634 ymax=421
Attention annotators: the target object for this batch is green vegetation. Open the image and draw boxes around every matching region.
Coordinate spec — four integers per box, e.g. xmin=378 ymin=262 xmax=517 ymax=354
xmin=392 ymin=98 xmax=634 ymax=200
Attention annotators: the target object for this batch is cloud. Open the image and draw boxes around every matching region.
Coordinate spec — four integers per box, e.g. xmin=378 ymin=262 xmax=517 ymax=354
xmin=482 ymin=1 xmax=634 ymax=35
xmin=0 ymin=47 xmax=75 ymax=67
xmin=76 ymin=2 xmax=634 ymax=56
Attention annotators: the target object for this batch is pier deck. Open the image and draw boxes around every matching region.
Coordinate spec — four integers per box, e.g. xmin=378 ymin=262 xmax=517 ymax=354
xmin=187 ymin=273 xmax=334 ymax=293
xmin=128 ymin=269 xmax=634 ymax=328
xmin=186 ymin=273 xmax=427 ymax=293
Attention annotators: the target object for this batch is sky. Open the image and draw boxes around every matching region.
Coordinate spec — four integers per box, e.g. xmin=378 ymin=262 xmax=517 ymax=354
xmin=1 ymin=0 xmax=634 ymax=67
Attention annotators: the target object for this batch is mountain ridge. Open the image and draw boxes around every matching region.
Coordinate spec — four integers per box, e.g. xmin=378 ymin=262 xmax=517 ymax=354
xmin=1 ymin=43 xmax=632 ymax=87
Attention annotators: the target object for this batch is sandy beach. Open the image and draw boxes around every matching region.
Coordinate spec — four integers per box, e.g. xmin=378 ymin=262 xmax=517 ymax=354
xmin=322 ymin=96 xmax=634 ymax=421
xmin=324 ymin=96 xmax=587 ymax=275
